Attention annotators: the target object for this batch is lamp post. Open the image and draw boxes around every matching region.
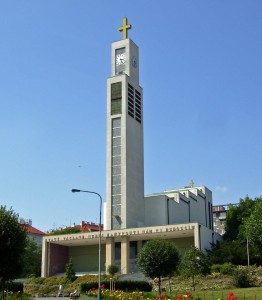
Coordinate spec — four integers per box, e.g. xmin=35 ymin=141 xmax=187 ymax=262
xmin=71 ymin=188 xmax=102 ymax=300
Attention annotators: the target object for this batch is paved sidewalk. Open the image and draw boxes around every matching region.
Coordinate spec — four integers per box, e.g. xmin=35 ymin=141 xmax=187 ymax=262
xmin=31 ymin=297 xmax=94 ymax=300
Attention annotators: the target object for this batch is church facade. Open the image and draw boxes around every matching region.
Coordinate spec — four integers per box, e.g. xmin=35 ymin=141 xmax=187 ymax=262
xmin=41 ymin=19 xmax=221 ymax=277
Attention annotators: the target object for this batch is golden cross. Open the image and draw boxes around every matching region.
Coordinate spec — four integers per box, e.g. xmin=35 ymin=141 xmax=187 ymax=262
xmin=118 ymin=17 xmax=132 ymax=40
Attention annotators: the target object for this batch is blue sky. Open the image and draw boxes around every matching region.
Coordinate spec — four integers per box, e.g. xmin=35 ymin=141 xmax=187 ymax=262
xmin=1 ymin=1 xmax=261 ymax=232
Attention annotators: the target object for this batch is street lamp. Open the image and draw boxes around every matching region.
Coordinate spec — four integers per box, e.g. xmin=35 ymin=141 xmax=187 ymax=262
xmin=71 ymin=188 xmax=102 ymax=300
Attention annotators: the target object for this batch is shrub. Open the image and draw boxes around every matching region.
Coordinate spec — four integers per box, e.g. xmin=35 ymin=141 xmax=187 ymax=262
xmin=26 ymin=277 xmax=45 ymax=284
xmin=220 ymin=263 xmax=235 ymax=275
xmin=80 ymin=281 xmax=98 ymax=292
xmin=65 ymin=257 xmax=76 ymax=282
xmin=233 ymin=267 xmax=252 ymax=287
xmin=80 ymin=280 xmax=151 ymax=293
xmin=107 ymin=264 xmax=119 ymax=278
xmin=211 ymin=264 xmax=221 ymax=273
xmin=4 ymin=281 xmax=23 ymax=293
xmin=211 ymin=263 xmax=235 ymax=275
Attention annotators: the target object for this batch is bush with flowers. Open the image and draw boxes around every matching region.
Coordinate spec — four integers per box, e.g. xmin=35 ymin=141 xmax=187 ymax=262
xmin=227 ymin=291 xmax=237 ymax=300
xmin=175 ymin=291 xmax=193 ymax=300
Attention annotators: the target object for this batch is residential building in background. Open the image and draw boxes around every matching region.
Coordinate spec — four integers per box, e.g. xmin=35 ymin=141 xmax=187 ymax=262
xmin=212 ymin=204 xmax=238 ymax=235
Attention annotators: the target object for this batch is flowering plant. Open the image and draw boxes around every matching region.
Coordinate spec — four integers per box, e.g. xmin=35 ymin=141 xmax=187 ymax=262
xmin=227 ymin=292 xmax=237 ymax=300
xmin=175 ymin=292 xmax=193 ymax=300
xmin=156 ymin=293 xmax=167 ymax=300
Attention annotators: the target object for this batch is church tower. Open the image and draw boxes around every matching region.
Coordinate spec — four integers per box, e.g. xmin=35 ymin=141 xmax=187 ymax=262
xmin=105 ymin=18 xmax=145 ymax=230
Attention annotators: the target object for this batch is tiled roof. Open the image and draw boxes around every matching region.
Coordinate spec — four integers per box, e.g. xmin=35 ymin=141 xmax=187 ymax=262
xmin=25 ymin=224 xmax=46 ymax=235
xmin=75 ymin=223 xmax=103 ymax=232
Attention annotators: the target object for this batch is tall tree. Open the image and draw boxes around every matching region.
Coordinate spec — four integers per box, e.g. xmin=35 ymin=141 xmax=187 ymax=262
xmin=224 ymin=196 xmax=255 ymax=241
xmin=0 ymin=206 xmax=27 ymax=299
xmin=136 ymin=239 xmax=180 ymax=294
xmin=244 ymin=198 xmax=262 ymax=260
xmin=180 ymin=246 xmax=210 ymax=291
xmin=65 ymin=257 xmax=76 ymax=282
xmin=20 ymin=237 xmax=42 ymax=277
xmin=208 ymin=196 xmax=260 ymax=265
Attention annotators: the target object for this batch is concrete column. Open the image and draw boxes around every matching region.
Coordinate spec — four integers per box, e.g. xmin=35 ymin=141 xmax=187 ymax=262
xmin=121 ymin=236 xmax=130 ymax=274
xmin=41 ymin=240 xmax=51 ymax=277
xmin=106 ymin=237 xmax=115 ymax=272
xmin=41 ymin=240 xmax=48 ymax=277
xmin=194 ymin=223 xmax=200 ymax=249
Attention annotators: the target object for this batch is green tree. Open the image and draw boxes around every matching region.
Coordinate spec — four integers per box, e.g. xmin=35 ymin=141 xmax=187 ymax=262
xmin=20 ymin=237 xmax=42 ymax=277
xmin=208 ymin=196 xmax=261 ymax=265
xmin=107 ymin=264 xmax=119 ymax=278
xmin=0 ymin=206 xmax=27 ymax=299
xmin=136 ymin=239 xmax=180 ymax=294
xmin=207 ymin=239 xmax=249 ymax=265
xmin=49 ymin=227 xmax=81 ymax=235
xmin=180 ymin=246 xmax=210 ymax=291
xmin=65 ymin=257 xmax=76 ymax=282
xmin=245 ymin=198 xmax=262 ymax=259
xmin=224 ymin=196 xmax=255 ymax=241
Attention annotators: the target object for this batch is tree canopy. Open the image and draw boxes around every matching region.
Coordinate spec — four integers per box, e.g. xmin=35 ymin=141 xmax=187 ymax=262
xmin=208 ymin=196 xmax=262 ymax=265
xmin=180 ymin=246 xmax=211 ymax=290
xmin=224 ymin=196 xmax=255 ymax=241
xmin=20 ymin=237 xmax=42 ymax=277
xmin=136 ymin=239 xmax=180 ymax=294
xmin=0 ymin=206 xmax=27 ymax=297
xmin=244 ymin=198 xmax=262 ymax=258
xmin=48 ymin=227 xmax=81 ymax=235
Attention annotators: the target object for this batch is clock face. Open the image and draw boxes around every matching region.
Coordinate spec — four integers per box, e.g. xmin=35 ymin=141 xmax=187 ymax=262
xmin=116 ymin=53 xmax=126 ymax=66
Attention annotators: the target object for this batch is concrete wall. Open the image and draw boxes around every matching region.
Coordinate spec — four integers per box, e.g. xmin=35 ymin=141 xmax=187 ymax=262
xmin=69 ymin=245 xmax=106 ymax=273
xmin=124 ymin=78 xmax=144 ymax=229
xmin=49 ymin=243 xmax=68 ymax=276
xmin=170 ymin=237 xmax=195 ymax=254
xmin=168 ymin=197 xmax=189 ymax=224
xmin=199 ymin=225 xmax=223 ymax=253
xmin=145 ymin=186 xmax=213 ymax=229
xmin=144 ymin=195 xmax=167 ymax=226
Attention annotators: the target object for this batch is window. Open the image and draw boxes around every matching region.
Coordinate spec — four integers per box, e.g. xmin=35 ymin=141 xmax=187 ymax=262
xmin=111 ymin=82 xmax=122 ymax=115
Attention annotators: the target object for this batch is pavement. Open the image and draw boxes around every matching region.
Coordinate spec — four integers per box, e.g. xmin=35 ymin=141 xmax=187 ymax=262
xmin=31 ymin=297 xmax=94 ymax=300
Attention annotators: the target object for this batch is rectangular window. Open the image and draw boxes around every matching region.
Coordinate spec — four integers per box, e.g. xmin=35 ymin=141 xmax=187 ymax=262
xmin=115 ymin=242 xmax=121 ymax=260
xmin=112 ymin=155 xmax=121 ymax=166
xmin=112 ymin=137 xmax=121 ymax=147
xmin=112 ymin=146 xmax=121 ymax=156
xmin=111 ymin=117 xmax=121 ymax=229
xmin=112 ymin=165 xmax=121 ymax=175
xmin=112 ymin=185 xmax=121 ymax=195
xmin=111 ymin=99 xmax=121 ymax=115
xmin=112 ymin=175 xmax=121 ymax=185
xmin=111 ymin=82 xmax=122 ymax=115
xmin=112 ymin=195 xmax=121 ymax=205
xmin=112 ymin=118 xmax=121 ymax=128
xmin=111 ymin=82 xmax=122 ymax=100
xmin=130 ymin=241 xmax=138 ymax=259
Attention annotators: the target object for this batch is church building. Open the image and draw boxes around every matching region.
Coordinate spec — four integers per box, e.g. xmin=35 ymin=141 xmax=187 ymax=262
xmin=41 ymin=19 xmax=221 ymax=277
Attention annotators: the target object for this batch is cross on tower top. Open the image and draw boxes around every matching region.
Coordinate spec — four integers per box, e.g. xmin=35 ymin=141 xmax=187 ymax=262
xmin=118 ymin=17 xmax=132 ymax=40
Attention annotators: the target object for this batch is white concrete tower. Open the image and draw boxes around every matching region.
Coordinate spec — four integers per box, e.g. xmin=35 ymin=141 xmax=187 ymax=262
xmin=105 ymin=18 xmax=144 ymax=230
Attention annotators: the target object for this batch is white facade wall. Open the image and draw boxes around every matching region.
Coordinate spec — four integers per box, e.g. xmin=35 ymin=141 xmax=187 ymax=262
xmin=144 ymin=186 xmax=213 ymax=229
xmin=199 ymin=224 xmax=223 ymax=253
xmin=144 ymin=195 xmax=167 ymax=226
xmin=168 ymin=197 xmax=189 ymax=224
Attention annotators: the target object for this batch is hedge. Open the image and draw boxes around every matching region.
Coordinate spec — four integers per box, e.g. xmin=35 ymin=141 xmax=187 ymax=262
xmin=4 ymin=282 xmax=24 ymax=293
xmin=81 ymin=280 xmax=152 ymax=292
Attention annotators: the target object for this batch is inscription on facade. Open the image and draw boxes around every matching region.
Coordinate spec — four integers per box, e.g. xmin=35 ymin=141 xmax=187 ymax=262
xmin=45 ymin=225 xmax=195 ymax=242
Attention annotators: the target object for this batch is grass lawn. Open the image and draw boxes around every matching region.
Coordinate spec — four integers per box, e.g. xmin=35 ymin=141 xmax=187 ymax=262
xmin=79 ymin=287 xmax=261 ymax=300
xmin=191 ymin=287 xmax=262 ymax=300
